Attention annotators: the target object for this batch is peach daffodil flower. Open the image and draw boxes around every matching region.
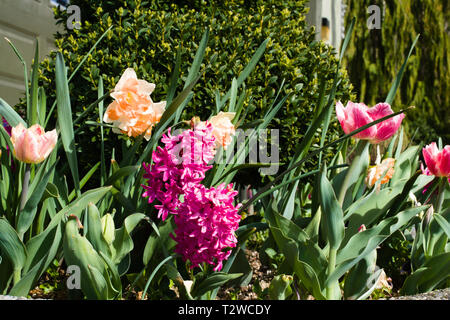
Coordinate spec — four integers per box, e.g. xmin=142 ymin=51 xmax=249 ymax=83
xmin=11 ymin=123 xmax=58 ymax=164
xmin=103 ymin=68 xmax=166 ymax=140
xmin=336 ymin=101 xmax=405 ymax=144
xmin=209 ymin=112 xmax=236 ymax=150
xmin=365 ymin=158 xmax=396 ymax=189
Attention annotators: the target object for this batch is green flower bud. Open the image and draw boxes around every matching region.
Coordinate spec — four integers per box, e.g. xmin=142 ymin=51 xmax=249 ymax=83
xmin=101 ymin=214 xmax=115 ymax=245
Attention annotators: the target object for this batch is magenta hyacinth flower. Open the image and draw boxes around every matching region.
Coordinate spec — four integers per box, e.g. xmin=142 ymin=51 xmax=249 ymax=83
xmin=171 ymin=183 xmax=241 ymax=271
xmin=335 ymin=101 xmax=405 ymax=144
xmin=142 ymin=122 xmax=217 ymax=220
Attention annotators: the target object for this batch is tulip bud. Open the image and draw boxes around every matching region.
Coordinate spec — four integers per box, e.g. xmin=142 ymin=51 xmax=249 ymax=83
xmin=268 ymin=274 xmax=293 ymax=300
xmin=424 ymin=205 xmax=434 ymax=226
xmin=101 ymin=214 xmax=115 ymax=245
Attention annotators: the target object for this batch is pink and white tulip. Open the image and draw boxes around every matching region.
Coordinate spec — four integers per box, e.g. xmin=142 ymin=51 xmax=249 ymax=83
xmin=11 ymin=123 xmax=58 ymax=164
xmin=422 ymin=142 xmax=450 ymax=178
xmin=335 ymin=101 xmax=405 ymax=144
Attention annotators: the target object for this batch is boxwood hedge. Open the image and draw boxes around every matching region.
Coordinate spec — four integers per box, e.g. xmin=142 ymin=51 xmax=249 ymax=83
xmin=35 ymin=0 xmax=354 ymax=186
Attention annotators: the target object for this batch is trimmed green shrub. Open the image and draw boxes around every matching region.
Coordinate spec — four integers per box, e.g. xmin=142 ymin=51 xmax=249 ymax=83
xmin=343 ymin=0 xmax=449 ymax=144
xmin=36 ymin=0 xmax=354 ymax=185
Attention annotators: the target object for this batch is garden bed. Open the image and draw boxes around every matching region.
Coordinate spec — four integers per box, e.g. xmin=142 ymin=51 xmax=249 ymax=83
xmin=0 ymin=0 xmax=448 ymax=302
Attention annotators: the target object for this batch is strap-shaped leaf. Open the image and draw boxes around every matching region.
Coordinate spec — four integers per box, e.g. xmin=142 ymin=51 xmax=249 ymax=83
xmin=86 ymin=203 xmax=112 ymax=257
xmin=336 ymin=140 xmax=370 ymax=208
xmin=0 ymin=218 xmax=27 ymax=273
xmin=23 ymin=185 xmax=112 ymax=273
xmin=401 ymin=252 xmax=450 ymax=295
xmin=191 ymin=272 xmax=243 ymax=298
xmin=29 ymin=39 xmax=40 ymax=125
xmin=9 ymin=224 xmax=62 ymax=297
xmin=0 ymin=98 xmax=27 ymax=128
xmin=98 ymin=251 xmax=122 ymax=299
xmin=68 ymin=161 xmax=101 ymax=202
xmin=17 ymin=161 xmax=57 ymax=236
xmin=175 ymin=29 xmax=209 ymax=122
xmin=319 ymin=168 xmax=345 ymax=250
xmin=385 ymin=34 xmax=420 ymax=104
xmin=217 ymin=38 xmax=269 ymax=110
xmin=433 ymin=213 xmax=450 ymax=239
xmin=4 ymin=37 xmax=30 ymax=115
xmin=112 ymin=213 xmax=146 ymax=264
xmin=343 ymin=184 xmax=404 ymax=242
xmin=326 ymin=205 xmax=429 ymax=286
xmin=390 ymin=146 xmax=420 ymax=186
xmin=271 ymin=213 xmax=328 ymax=283
xmin=343 ymin=249 xmax=378 ymax=300
xmin=105 ymin=165 xmax=139 ymax=187
xmin=271 ymin=227 xmax=326 ymax=300
xmin=55 ymin=51 xmax=80 ymax=197
xmin=38 ymin=88 xmax=46 ymax=127
xmin=63 ymin=217 xmax=109 ymax=299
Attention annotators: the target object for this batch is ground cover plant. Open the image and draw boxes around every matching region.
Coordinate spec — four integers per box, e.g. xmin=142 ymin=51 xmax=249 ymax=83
xmin=0 ymin=6 xmax=448 ymax=300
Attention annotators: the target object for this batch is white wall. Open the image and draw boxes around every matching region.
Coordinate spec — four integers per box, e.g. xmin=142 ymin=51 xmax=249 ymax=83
xmin=306 ymin=0 xmax=344 ymax=53
xmin=0 ymin=0 xmax=61 ymax=107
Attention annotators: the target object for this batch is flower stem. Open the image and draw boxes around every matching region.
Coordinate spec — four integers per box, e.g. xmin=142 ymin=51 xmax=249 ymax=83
xmin=435 ymin=177 xmax=446 ymax=214
xmin=337 ymin=140 xmax=370 ymax=206
xmin=13 ymin=269 xmax=21 ymax=285
xmin=17 ymin=163 xmax=31 ymax=240
xmin=326 ymin=248 xmax=337 ymax=300
xmin=19 ymin=163 xmax=31 ymax=212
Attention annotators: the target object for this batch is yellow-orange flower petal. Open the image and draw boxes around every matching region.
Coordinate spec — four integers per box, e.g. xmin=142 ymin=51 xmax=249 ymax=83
xmin=103 ymin=68 xmax=166 ymax=140
xmin=366 ymin=158 xmax=396 ymax=188
xmin=209 ymin=112 xmax=236 ymax=150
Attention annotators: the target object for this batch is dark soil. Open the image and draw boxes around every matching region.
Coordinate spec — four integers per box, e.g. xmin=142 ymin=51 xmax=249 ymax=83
xmin=216 ymin=249 xmax=275 ymax=300
xmin=28 ymin=265 xmax=68 ymax=300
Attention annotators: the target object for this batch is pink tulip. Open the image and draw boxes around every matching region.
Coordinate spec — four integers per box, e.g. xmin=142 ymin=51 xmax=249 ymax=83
xmin=11 ymin=123 xmax=58 ymax=164
xmin=422 ymin=142 xmax=450 ymax=178
xmin=335 ymin=101 xmax=405 ymax=144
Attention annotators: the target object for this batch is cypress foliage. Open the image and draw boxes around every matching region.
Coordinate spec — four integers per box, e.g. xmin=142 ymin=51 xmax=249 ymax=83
xmin=343 ymin=0 xmax=449 ymax=144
